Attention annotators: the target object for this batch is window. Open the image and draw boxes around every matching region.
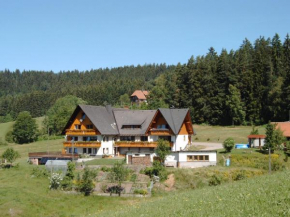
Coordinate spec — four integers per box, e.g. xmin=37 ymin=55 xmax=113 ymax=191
xmin=68 ymin=148 xmax=72 ymax=153
xmin=187 ymin=155 xmax=209 ymax=162
xmin=120 ymin=136 xmax=135 ymax=141
xmin=82 ymin=113 xmax=86 ymax=120
xmin=90 ymin=136 xmax=98 ymax=141
xmin=83 ymin=137 xmax=88 ymax=141
xmin=72 ymin=137 xmax=78 ymax=141
xmin=74 ymin=148 xmax=78 ymax=154
xmin=157 ymin=124 xmax=168 ymax=129
xmin=75 ymin=124 xmax=81 ymax=130
xmin=86 ymin=124 xmax=93 ymax=129
xmin=122 ymin=125 xmax=141 ymax=129
xmin=141 ymin=136 xmax=148 ymax=141
xmin=83 ymin=148 xmax=87 ymax=154
xmin=103 ymin=136 xmax=109 ymax=142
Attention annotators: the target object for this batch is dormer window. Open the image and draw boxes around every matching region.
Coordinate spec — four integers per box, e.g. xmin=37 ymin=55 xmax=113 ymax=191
xmin=122 ymin=125 xmax=141 ymax=129
xmin=157 ymin=124 xmax=168 ymax=129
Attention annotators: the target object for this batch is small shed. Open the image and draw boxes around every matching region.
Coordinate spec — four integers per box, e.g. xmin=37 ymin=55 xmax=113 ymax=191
xmin=248 ymin=135 xmax=266 ymax=148
xmin=45 ymin=160 xmax=70 ymax=175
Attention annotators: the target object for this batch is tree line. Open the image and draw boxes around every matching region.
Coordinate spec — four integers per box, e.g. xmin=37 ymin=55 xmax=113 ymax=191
xmin=0 ymin=64 xmax=175 ymax=121
xmin=1 ymin=33 xmax=290 ymax=126
xmin=150 ymin=33 xmax=290 ymax=125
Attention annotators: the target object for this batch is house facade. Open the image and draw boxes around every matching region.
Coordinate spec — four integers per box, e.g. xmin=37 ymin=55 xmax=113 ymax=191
xmin=62 ymin=105 xmax=194 ymax=157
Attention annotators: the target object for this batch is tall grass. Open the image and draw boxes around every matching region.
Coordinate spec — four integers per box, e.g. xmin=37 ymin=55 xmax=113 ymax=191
xmin=99 ymin=170 xmax=290 ymax=217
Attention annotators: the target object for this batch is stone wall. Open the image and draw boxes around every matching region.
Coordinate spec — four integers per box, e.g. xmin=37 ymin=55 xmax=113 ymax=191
xmin=131 ymin=156 xmax=151 ymax=166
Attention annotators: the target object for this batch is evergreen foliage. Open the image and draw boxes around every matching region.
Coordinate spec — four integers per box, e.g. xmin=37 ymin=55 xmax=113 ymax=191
xmin=1 ymin=34 xmax=290 ymax=125
xmin=12 ymin=111 xmax=38 ymax=144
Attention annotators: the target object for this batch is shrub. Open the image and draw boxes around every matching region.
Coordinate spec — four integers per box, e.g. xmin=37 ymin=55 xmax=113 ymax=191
xmin=208 ymin=174 xmax=222 ymax=186
xmin=31 ymin=167 xmax=49 ymax=178
xmin=78 ymin=168 xmax=97 ymax=196
xmin=101 ymin=166 xmax=112 ymax=172
xmin=5 ymin=131 xmax=14 ymax=143
xmin=223 ymin=137 xmax=235 ymax=152
xmin=134 ymin=189 xmax=148 ymax=195
xmin=49 ymin=173 xmax=63 ymax=190
xmin=1 ymin=148 xmax=20 ymax=166
xmin=130 ymin=174 xmax=137 ymax=183
xmin=61 ymin=176 xmax=73 ymax=190
xmin=106 ymin=185 xmax=124 ymax=195
xmin=144 ymin=161 xmax=168 ymax=181
xmin=232 ymin=170 xmax=246 ymax=181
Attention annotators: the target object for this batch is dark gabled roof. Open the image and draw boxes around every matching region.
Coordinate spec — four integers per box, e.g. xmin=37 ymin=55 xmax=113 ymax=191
xmin=80 ymin=105 xmax=119 ymax=135
xmin=114 ymin=110 xmax=156 ymax=135
xmin=62 ymin=105 xmax=119 ymax=135
xmin=158 ymin=108 xmax=189 ymax=134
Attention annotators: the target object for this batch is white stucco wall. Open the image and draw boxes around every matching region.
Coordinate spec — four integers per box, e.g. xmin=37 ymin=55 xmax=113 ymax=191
xmin=250 ymin=138 xmax=265 ymax=148
xmin=172 ymin=135 xmax=189 ymax=151
xmin=164 ymin=151 xmax=217 ymax=168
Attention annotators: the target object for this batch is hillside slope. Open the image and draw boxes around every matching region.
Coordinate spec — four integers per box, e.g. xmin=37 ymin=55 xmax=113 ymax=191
xmin=99 ymin=171 xmax=290 ymax=217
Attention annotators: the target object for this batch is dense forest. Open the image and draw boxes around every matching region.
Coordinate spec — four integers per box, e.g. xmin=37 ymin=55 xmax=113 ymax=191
xmin=0 ymin=33 xmax=290 ymax=125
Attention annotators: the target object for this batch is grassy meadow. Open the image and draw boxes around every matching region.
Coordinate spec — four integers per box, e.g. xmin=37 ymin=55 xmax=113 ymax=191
xmin=0 ymin=119 xmax=287 ymax=217
xmin=193 ymin=124 xmax=266 ymax=143
xmin=99 ymin=170 xmax=290 ymax=217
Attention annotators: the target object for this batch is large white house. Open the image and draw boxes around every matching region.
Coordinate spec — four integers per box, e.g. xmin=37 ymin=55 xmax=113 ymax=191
xmin=62 ymin=105 xmax=218 ymax=168
xmin=62 ymin=105 xmax=194 ymax=158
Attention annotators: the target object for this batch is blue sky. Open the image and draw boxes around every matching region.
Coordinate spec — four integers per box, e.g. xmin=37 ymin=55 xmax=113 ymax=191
xmin=1 ymin=0 xmax=289 ymax=72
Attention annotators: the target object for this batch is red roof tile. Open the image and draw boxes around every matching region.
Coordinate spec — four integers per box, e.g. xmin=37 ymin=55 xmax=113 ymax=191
xmin=247 ymin=134 xmax=266 ymax=139
xmin=131 ymin=90 xmax=149 ymax=100
xmin=273 ymin=122 xmax=290 ymax=137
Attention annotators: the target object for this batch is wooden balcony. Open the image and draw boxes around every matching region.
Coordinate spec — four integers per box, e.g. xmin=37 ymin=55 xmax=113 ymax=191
xmin=65 ymin=129 xmax=99 ymax=136
xmin=149 ymin=128 xmax=171 ymax=136
xmin=63 ymin=141 xmax=101 ymax=148
xmin=114 ymin=141 xmax=173 ymax=148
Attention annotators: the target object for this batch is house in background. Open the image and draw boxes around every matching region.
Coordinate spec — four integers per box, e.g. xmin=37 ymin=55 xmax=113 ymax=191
xmin=273 ymin=122 xmax=290 ymax=140
xmin=130 ymin=90 xmax=149 ymax=105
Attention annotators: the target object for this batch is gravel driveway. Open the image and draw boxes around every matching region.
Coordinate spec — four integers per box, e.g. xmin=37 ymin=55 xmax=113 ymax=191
xmin=192 ymin=142 xmax=223 ymax=150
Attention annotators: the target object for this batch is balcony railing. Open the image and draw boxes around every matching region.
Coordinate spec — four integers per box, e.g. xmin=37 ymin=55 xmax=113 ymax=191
xmin=63 ymin=141 xmax=101 ymax=148
xmin=65 ymin=129 xmax=98 ymax=136
xmin=149 ymin=128 xmax=171 ymax=135
xmin=114 ymin=141 xmax=173 ymax=148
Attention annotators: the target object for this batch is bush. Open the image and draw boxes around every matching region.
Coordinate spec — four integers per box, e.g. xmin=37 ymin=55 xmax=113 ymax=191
xmin=232 ymin=170 xmax=246 ymax=181
xmin=31 ymin=167 xmax=49 ymax=178
xmin=101 ymin=166 xmax=112 ymax=172
xmin=223 ymin=137 xmax=235 ymax=152
xmin=61 ymin=176 xmax=73 ymax=190
xmin=134 ymin=189 xmax=148 ymax=195
xmin=106 ymin=185 xmax=124 ymax=195
xmin=144 ymin=161 xmax=168 ymax=181
xmin=78 ymin=168 xmax=97 ymax=196
xmin=208 ymin=174 xmax=222 ymax=186
xmin=5 ymin=131 xmax=14 ymax=143
xmin=49 ymin=173 xmax=63 ymax=190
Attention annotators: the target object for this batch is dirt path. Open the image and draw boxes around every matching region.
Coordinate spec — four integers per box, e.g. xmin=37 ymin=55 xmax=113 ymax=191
xmin=192 ymin=142 xmax=223 ymax=150
xmin=164 ymin=174 xmax=175 ymax=191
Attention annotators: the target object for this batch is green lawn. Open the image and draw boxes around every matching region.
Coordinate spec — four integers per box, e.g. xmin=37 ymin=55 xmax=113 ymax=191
xmin=193 ymin=124 xmax=266 ymax=143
